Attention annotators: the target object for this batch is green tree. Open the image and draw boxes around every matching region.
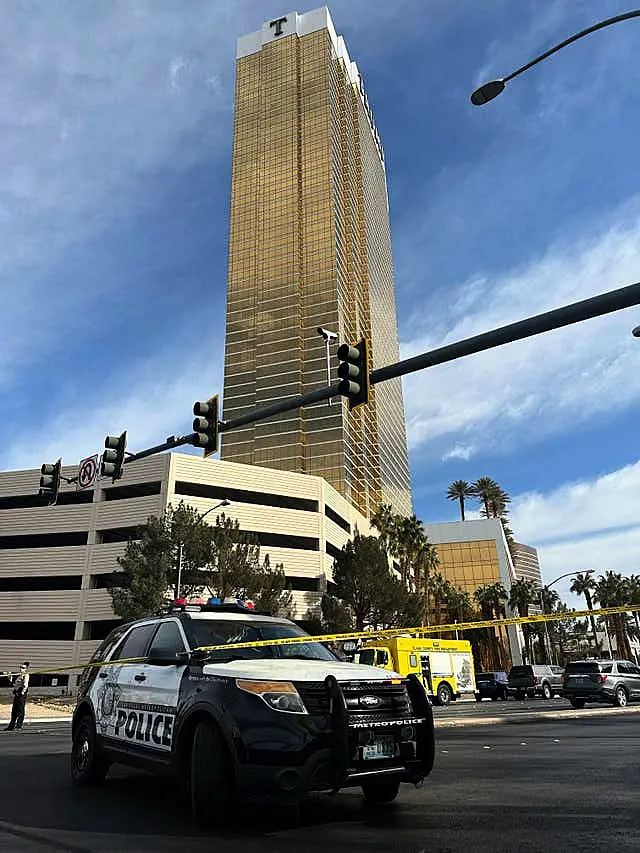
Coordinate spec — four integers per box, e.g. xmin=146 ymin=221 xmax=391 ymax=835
xmin=109 ymin=516 xmax=173 ymax=622
xmin=429 ymin=572 xmax=453 ymax=625
xmin=109 ymin=505 xmax=290 ymax=621
xmin=320 ymin=595 xmax=354 ymax=633
xmin=446 ymin=480 xmax=475 ymax=521
xmin=474 ymin=582 xmax=509 ymax=670
xmin=471 ymin=477 xmax=500 ymax=517
xmin=594 ymin=571 xmax=633 ymax=660
xmin=332 ymin=534 xmax=422 ymax=631
xmin=508 ymin=578 xmax=538 ymax=662
xmin=569 ymin=572 xmax=599 ymax=654
xmin=370 ymin=503 xmax=396 ymax=553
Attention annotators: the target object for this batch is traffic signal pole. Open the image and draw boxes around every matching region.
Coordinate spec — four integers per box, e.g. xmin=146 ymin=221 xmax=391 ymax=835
xmin=219 ymin=280 xmax=640 ymax=432
xmin=117 ymin=279 xmax=639 ymax=467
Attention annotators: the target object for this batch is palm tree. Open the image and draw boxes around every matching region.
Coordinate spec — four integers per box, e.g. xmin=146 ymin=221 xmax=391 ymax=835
xmin=594 ymin=572 xmax=633 ymax=660
xmin=628 ymin=575 xmax=640 ymax=637
xmin=413 ymin=535 xmax=440 ymax=624
xmin=508 ymin=579 xmax=538 ymax=662
xmin=370 ymin=503 xmax=396 ymax=554
xmin=471 ymin=477 xmax=500 ymax=517
xmin=570 ymin=572 xmax=599 ymax=654
xmin=446 ymin=480 xmax=475 ymax=521
xmin=429 ymin=572 xmax=453 ymax=626
xmin=474 ymin=582 xmax=508 ymax=670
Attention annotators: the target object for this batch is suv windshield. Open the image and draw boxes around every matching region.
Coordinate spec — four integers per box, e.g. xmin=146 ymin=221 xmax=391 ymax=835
xmin=189 ymin=618 xmax=338 ymax=662
xmin=509 ymin=666 xmax=532 ymax=677
xmin=564 ymin=660 xmax=613 ymax=675
xmin=564 ymin=661 xmax=602 ymax=674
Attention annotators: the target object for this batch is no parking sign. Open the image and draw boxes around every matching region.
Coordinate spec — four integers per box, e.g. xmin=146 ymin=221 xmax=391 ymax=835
xmin=77 ymin=455 xmax=98 ymax=489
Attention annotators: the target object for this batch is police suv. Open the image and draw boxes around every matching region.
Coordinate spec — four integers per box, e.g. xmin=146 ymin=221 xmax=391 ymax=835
xmin=70 ymin=601 xmax=435 ymax=824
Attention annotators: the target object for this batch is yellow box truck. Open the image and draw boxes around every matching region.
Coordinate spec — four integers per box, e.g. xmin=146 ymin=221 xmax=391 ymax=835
xmin=355 ymin=637 xmax=477 ymax=706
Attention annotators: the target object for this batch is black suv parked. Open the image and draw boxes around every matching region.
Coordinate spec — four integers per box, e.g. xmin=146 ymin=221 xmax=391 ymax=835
xmin=562 ymin=659 xmax=640 ymax=708
xmin=474 ymin=671 xmax=510 ymax=701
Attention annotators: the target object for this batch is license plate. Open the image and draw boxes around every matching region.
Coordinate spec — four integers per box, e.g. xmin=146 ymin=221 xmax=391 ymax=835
xmin=362 ymin=735 xmax=395 ymax=760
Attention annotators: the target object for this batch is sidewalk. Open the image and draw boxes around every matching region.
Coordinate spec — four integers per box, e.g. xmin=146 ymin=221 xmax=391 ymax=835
xmin=0 ymin=698 xmax=74 ymax=725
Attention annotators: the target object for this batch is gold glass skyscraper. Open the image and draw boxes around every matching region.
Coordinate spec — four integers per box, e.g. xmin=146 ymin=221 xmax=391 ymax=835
xmin=221 ymin=7 xmax=412 ymax=518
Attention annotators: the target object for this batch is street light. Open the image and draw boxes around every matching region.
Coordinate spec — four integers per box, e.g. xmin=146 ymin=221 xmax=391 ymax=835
xmin=470 ymin=10 xmax=640 ymax=106
xmin=175 ymin=499 xmax=231 ymax=599
xmin=632 ymin=325 xmax=640 ymax=338
xmin=317 ymin=327 xmax=338 ymax=407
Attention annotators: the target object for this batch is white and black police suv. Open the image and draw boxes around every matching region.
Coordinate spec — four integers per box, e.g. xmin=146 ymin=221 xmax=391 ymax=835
xmin=70 ymin=600 xmax=435 ymax=825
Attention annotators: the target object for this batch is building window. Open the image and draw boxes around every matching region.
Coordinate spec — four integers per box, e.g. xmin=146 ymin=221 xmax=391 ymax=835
xmin=90 ymin=573 xmax=122 ymax=589
xmin=0 ymin=622 xmax=76 ymax=641
xmin=102 ymin=481 xmax=162 ymax=501
xmin=27 ymin=673 xmax=70 ymax=688
xmin=326 ymin=542 xmax=344 ymax=561
xmin=83 ymin=620 xmax=124 ymax=641
xmin=0 ymin=575 xmax=82 ymax=592
xmin=286 ymin=576 xmax=322 ymax=592
xmin=0 ymin=491 xmax=94 ymax=509
xmin=96 ymin=527 xmax=142 ymax=544
xmin=0 ymin=532 xmax=88 ymax=549
xmin=174 ymin=480 xmax=318 ymax=513
xmin=324 ymin=505 xmax=350 ymax=533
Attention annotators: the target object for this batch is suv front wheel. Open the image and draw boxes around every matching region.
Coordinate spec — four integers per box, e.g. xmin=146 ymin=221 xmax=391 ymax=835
xmin=190 ymin=719 xmax=233 ymax=826
xmin=70 ymin=715 xmax=110 ymax=786
xmin=614 ymin=686 xmax=629 ymax=708
xmin=542 ymin=682 xmax=552 ymax=700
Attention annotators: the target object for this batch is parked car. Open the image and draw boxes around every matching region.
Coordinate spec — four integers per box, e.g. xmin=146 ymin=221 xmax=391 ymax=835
xmin=507 ymin=664 xmax=563 ymax=699
xmin=475 ymin=671 xmax=511 ymax=701
xmin=561 ymin=659 xmax=640 ymax=708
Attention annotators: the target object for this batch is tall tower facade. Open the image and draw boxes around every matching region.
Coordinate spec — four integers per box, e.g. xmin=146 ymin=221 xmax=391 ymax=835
xmin=221 ymin=7 xmax=412 ymax=518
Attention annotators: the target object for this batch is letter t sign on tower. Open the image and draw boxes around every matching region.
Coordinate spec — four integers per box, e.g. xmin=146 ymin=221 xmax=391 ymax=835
xmin=269 ymin=16 xmax=287 ymax=37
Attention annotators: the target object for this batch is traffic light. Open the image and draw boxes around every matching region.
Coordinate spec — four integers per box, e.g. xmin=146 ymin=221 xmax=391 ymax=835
xmin=192 ymin=395 xmax=219 ymax=458
xmin=39 ymin=459 xmax=62 ymax=505
xmin=101 ymin=431 xmax=127 ymax=481
xmin=337 ymin=337 xmax=370 ymax=410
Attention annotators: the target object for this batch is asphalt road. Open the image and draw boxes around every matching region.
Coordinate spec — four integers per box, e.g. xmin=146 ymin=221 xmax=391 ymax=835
xmin=1 ymin=710 xmax=639 ymax=853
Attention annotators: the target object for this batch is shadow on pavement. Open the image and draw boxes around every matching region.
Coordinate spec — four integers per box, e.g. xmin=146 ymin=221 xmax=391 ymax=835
xmin=0 ymin=753 xmax=403 ymax=840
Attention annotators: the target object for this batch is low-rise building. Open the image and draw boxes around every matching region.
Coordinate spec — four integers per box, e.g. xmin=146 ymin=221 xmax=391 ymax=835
xmin=0 ymin=453 xmax=372 ymax=689
xmin=421 ymin=518 xmax=524 ymax=666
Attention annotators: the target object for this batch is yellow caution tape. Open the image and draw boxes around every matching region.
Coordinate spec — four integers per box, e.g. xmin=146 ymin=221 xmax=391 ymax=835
xmin=194 ymin=603 xmax=640 ymax=651
xmin=2 ymin=604 xmax=638 ymax=679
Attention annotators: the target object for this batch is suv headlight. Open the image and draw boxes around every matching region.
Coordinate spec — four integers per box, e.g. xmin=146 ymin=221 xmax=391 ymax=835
xmin=236 ymin=679 xmax=307 ymax=714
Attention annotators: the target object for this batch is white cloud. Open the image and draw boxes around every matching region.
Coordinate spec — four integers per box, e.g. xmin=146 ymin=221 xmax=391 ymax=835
xmin=507 ymin=462 xmax=640 ymax=603
xmin=402 ymin=203 xmax=640 ymax=456
xmin=511 ymin=460 xmax=640 ymax=545
xmin=0 ymin=350 xmax=223 ymax=473
xmin=442 ymin=443 xmax=475 ymax=462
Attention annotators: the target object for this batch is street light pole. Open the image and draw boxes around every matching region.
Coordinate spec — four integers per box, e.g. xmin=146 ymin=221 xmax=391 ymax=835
xmin=174 ymin=499 xmax=231 ymax=600
xmin=317 ymin=327 xmax=338 ymax=408
xmin=470 ymin=9 xmax=640 ymax=105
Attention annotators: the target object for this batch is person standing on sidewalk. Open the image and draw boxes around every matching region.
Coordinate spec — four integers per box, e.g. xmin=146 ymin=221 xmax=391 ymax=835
xmin=4 ymin=662 xmax=30 ymax=731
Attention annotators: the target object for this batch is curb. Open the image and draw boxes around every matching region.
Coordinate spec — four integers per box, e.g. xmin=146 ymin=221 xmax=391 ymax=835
xmin=0 ymin=716 xmax=72 ymax=725
xmin=434 ymin=704 xmax=640 ymax=728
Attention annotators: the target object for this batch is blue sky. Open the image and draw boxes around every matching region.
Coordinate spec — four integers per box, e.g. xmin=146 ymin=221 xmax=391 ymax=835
xmin=1 ymin=0 xmax=639 ymax=605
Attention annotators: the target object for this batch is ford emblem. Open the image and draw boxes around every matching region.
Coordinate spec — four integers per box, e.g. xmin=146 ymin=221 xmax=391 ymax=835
xmin=359 ymin=695 xmax=382 ymax=708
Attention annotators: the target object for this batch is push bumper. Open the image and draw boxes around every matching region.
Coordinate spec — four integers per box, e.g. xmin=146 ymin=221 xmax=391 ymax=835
xmin=236 ymin=674 xmax=435 ymax=801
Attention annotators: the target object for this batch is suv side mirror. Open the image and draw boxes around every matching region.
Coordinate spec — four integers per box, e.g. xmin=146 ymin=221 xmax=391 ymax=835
xmin=147 ymin=647 xmax=188 ymax=666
